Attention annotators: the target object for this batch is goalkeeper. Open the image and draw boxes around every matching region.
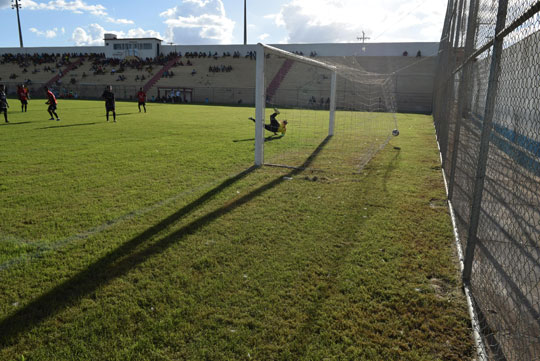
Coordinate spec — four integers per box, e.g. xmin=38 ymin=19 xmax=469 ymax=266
xmin=249 ymin=108 xmax=288 ymax=136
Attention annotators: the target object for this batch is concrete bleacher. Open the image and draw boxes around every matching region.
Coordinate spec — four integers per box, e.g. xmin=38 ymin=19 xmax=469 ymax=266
xmin=0 ymin=51 xmax=435 ymax=113
xmin=149 ymin=56 xmax=257 ymax=103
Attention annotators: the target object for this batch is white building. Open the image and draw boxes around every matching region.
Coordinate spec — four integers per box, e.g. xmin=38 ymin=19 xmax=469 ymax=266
xmin=103 ymin=33 xmax=162 ymax=59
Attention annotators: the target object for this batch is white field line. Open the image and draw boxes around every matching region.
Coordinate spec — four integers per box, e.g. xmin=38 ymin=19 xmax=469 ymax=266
xmin=436 ymin=133 xmax=488 ymax=361
xmin=0 ymin=173 xmax=242 ymax=272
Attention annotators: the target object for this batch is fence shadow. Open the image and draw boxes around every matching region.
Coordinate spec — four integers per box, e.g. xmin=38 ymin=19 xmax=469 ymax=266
xmin=0 ymin=135 xmax=332 ymax=346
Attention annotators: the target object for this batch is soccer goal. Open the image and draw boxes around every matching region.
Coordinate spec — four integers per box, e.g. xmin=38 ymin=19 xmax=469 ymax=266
xmin=254 ymin=43 xmax=398 ymax=173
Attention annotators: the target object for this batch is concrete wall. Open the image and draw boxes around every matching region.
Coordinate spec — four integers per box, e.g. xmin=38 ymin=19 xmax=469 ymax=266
xmin=161 ymin=42 xmax=439 ymax=57
xmin=0 ymin=46 xmax=103 ymax=55
xmin=0 ymin=42 xmax=438 ymax=113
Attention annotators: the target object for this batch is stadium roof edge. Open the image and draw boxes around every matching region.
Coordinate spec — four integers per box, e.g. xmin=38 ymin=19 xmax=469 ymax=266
xmin=104 ymin=37 xmax=163 ymax=42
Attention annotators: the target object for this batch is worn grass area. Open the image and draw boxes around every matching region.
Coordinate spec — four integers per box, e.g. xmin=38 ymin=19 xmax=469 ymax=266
xmin=0 ymin=100 xmax=474 ymax=360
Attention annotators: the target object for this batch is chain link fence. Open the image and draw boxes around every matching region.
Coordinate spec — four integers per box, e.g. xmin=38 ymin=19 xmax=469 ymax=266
xmin=433 ymin=1 xmax=540 ymax=360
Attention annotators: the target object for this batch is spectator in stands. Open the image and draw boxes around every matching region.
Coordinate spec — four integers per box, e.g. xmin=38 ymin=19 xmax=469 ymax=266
xmin=403 ymin=51 xmax=408 ymax=56
xmin=191 ymin=69 xmax=197 ymax=76
xmin=137 ymin=87 xmax=147 ymax=113
xmin=101 ymin=85 xmax=116 ymax=122
xmin=17 ymin=84 xmax=30 ymax=112
xmin=416 ymin=50 xmax=422 ymax=57
xmin=249 ymin=108 xmax=288 ymax=136
xmin=45 ymin=87 xmax=60 ymax=121
xmin=0 ymin=84 xmax=9 ymax=123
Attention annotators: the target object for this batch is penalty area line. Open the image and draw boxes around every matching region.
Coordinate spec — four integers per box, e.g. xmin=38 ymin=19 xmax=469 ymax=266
xmin=0 ymin=169 xmax=249 ymax=272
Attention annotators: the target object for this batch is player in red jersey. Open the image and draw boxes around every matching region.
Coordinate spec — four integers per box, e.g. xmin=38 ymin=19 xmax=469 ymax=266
xmin=137 ymin=87 xmax=146 ymax=113
xmin=17 ymin=84 xmax=30 ymax=112
xmin=45 ymin=87 xmax=60 ymax=121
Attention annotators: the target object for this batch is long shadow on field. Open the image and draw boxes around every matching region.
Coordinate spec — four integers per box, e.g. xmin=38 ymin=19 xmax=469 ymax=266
xmin=233 ymin=135 xmax=284 ymax=143
xmin=0 ymin=121 xmax=33 ymax=126
xmin=95 ymin=113 xmax=137 ymax=119
xmin=38 ymin=122 xmax=98 ymax=129
xmin=383 ymin=147 xmax=401 ymax=193
xmin=0 ymin=135 xmax=332 ymax=346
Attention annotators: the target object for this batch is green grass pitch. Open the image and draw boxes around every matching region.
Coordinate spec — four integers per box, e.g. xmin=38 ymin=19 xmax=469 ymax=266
xmin=0 ymin=99 xmax=474 ymax=360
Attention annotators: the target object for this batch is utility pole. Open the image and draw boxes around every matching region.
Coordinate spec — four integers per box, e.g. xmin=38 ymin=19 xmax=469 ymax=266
xmin=12 ymin=0 xmax=24 ymax=48
xmin=356 ymin=30 xmax=370 ymax=43
xmin=244 ymin=0 xmax=247 ymax=45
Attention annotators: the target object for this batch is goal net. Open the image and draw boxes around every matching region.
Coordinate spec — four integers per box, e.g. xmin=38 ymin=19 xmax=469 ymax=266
xmin=254 ymin=43 xmax=398 ymax=173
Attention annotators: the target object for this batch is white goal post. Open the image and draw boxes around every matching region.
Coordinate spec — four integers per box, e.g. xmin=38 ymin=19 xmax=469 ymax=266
xmin=254 ymin=43 xmax=337 ymax=166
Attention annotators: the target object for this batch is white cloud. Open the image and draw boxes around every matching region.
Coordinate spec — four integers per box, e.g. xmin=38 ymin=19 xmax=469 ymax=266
xmin=22 ymin=1 xmax=134 ymax=25
xmin=24 ymin=0 xmax=107 ymax=16
xmin=259 ymin=33 xmax=270 ymax=41
xmin=106 ymin=17 xmax=135 ymax=25
xmin=29 ymin=27 xmax=59 ymax=38
xmin=264 ymin=13 xmax=285 ymax=27
xmin=270 ymin=0 xmax=446 ymax=43
xmin=160 ymin=0 xmax=235 ymax=45
xmin=72 ymin=23 xmax=105 ymax=46
xmin=0 ymin=0 xmax=11 ymax=9
xmin=71 ymin=23 xmax=164 ymax=46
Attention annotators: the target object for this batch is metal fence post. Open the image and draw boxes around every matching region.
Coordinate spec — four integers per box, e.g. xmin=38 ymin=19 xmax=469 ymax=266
xmin=462 ymin=0 xmax=509 ymax=283
xmin=433 ymin=0 xmax=457 ymax=162
xmin=440 ymin=0 xmax=465 ymax=164
xmin=447 ymin=0 xmax=480 ymax=200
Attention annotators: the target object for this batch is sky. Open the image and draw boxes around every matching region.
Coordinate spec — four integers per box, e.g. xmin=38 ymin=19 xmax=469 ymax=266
xmin=0 ymin=0 xmax=448 ymax=48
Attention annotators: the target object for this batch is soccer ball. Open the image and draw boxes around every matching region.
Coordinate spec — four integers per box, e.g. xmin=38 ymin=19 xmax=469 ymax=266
xmin=392 ymin=129 xmax=400 ymax=136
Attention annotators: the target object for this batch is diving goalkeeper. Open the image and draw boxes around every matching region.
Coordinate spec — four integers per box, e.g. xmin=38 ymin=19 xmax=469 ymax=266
xmin=249 ymin=108 xmax=288 ymax=136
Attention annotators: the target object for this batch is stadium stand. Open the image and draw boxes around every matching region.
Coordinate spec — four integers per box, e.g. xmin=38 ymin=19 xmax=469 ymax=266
xmin=0 ymin=45 xmax=437 ymax=113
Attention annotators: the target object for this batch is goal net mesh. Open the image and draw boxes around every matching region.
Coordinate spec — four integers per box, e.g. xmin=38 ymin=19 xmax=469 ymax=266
xmin=260 ymin=47 xmax=398 ymax=173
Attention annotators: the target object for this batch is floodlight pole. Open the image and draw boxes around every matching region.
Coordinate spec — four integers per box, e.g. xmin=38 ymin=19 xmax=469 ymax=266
xmin=244 ymin=0 xmax=247 ymax=45
xmin=12 ymin=0 xmax=24 ymax=48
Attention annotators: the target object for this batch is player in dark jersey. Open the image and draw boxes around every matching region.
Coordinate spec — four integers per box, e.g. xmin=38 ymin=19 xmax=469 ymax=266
xmin=45 ymin=87 xmax=60 ymax=121
xmin=0 ymin=84 xmax=9 ymax=123
xmin=17 ymin=84 xmax=30 ymax=112
xmin=101 ymin=85 xmax=116 ymax=122
xmin=137 ymin=87 xmax=146 ymax=113
xmin=249 ymin=108 xmax=287 ymax=136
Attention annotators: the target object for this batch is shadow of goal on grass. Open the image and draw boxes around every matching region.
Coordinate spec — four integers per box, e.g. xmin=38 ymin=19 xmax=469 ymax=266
xmin=233 ymin=135 xmax=284 ymax=143
xmin=0 ymin=136 xmax=332 ymax=346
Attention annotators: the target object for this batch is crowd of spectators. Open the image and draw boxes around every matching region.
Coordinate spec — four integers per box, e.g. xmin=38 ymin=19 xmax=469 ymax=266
xmin=153 ymin=90 xmax=190 ymax=104
xmin=308 ymin=96 xmax=330 ymax=109
xmin=162 ymin=70 xmax=174 ymax=78
xmin=0 ymin=48 xmax=323 ymax=90
xmin=208 ymin=65 xmax=233 ymax=73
